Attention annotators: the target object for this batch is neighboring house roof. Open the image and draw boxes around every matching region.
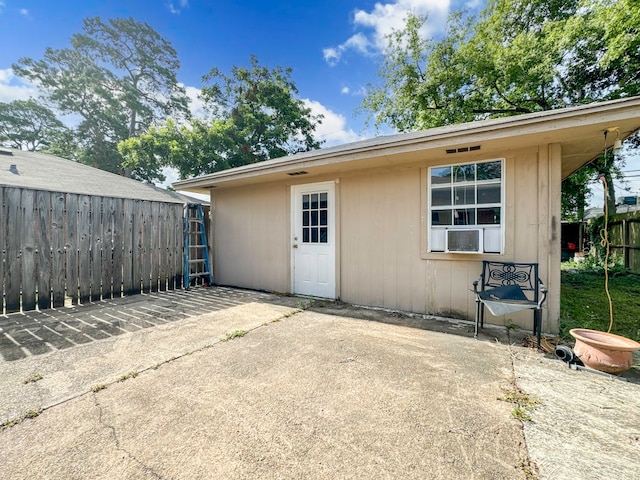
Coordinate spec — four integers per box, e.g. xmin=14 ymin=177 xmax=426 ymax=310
xmin=174 ymin=96 xmax=640 ymax=194
xmin=615 ymin=204 xmax=640 ymax=215
xmin=148 ymin=185 xmax=210 ymax=206
xmin=585 ymin=204 xmax=640 ymax=220
xmin=0 ymin=148 xmax=187 ymax=204
xmin=584 ymin=208 xmax=605 ymax=220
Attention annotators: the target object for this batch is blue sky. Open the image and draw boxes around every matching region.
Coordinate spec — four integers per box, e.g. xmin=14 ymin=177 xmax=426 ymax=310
xmin=0 ymin=0 xmax=473 ymax=145
xmin=0 ymin=0 xmax=638 ymax=205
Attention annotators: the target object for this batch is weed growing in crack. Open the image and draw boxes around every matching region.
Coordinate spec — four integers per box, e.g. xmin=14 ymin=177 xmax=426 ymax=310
xmin=296 ymin=297 xmax=315 ymax=310
xmin=23 ymin=372 xmax=44 ymax=384
xmin=499 ymin=387 xmax=541 ymax=422
xmin=117 ymin=371 xmax=138 ymax=382
xmin=511 ymin=407 xmax=532 ymax=422
xmin=1 ymin=408 xmax=43 ymax=431
xmin=92 ymin=384 xmax=107 ymax=392
xmin=221 ymin=329 xmax=248 ymax=342
xmin=517 ymin=458 xmax=539 ymax=479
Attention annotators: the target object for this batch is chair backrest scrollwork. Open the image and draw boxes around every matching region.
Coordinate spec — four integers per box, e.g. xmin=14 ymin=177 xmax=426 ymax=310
xmin=481 ymin=261 xmax=539 ymax=302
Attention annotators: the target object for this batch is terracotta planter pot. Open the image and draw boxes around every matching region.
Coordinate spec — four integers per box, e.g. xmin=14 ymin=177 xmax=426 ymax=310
xmin=570 ymin=328 xmax=640 ymax=375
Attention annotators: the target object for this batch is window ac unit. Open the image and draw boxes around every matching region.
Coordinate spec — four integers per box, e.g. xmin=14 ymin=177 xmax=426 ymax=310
xmin=445 ymin=228 xmax=483 ymax=253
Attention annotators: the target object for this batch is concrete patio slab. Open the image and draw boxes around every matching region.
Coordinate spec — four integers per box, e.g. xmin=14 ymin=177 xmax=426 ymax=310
xmin=0 ymin=287 xmax=638 ymax=479
xmin=1 ymin=307 xmax=527 ymax=479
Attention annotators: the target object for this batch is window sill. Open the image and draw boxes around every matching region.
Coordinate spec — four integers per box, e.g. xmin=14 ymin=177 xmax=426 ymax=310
xmin=420 ymin=251 xmax=504 ymax=261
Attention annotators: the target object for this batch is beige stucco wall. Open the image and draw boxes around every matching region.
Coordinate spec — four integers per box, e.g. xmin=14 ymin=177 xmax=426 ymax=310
xmin=209 ymin=144 xmax=562 ymax=333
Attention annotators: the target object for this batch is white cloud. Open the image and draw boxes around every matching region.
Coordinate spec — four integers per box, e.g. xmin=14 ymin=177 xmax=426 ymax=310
xmin=19 ymin=8 xmax=32 ymax=20
xmin=303 ymin=99 xmax=364 ymax=147
xmin=353 ymin=86 xmax=368 ymax=96
xmin=463 ymin=0 xmax=483 ymax=10
xmin=322 ymin=48 xmax=340 ymax=65
xmin=0 ymin=68 xmax=39 ymax=102
xmin=183 ymin=84 xmax=207 ymax=119
xmin=324 ymin=0 xmax=450 ymax=65
xmin=323 ymin=33 xmax=373 ymax=66
xmin=340 ymin=85 xmax=367 ymax=96
xmin=167 ymin=0 xmax=189 ymax=14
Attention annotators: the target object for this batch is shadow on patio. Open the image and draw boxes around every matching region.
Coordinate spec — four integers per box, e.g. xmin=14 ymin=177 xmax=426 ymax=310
xmin=0 ymin=287 xmax=289 ymax=361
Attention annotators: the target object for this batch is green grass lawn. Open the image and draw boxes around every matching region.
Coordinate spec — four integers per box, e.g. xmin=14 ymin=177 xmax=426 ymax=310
xmin=560 ymin=269 xmax=640 ymax=342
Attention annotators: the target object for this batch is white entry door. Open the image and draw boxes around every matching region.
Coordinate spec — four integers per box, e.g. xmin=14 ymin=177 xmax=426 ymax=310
xmin=291 ymin=182 xmax=336 ymax=298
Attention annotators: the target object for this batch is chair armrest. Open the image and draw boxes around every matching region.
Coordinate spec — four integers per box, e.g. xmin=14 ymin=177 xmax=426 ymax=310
xmin=537 ymin=279 xmax=548 ymax=308
xmin=473 ymin=276 xmax=482 ymax=294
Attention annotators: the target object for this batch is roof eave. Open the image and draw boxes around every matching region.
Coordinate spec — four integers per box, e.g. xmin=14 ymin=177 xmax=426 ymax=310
xmin=173 ymin=97 xmax=640 ymax=192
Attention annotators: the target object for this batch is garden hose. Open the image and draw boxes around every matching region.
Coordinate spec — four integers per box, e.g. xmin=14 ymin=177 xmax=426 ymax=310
xmin=598 ymin=175 xmax=614 ymax=334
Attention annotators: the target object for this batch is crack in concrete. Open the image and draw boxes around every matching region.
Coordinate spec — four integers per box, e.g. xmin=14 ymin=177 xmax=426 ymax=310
xmin=92 ymin=392 xmax=165 ymax=480
xmin=505 ymin=331 xmax=540 ymax=479
xmin=1 ymin=308 xmax=302 ymax=431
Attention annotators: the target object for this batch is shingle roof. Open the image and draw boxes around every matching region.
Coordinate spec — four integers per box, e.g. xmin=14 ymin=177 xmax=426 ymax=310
xmin=0 ymin=148 xmax=185 ymax=203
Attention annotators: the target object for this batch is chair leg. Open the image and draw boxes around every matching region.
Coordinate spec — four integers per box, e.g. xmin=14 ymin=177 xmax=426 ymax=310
xmin=534 ymin=309 xmax=542 ymax=350
xmin=475 ymin=298 xmax=481 ymax=337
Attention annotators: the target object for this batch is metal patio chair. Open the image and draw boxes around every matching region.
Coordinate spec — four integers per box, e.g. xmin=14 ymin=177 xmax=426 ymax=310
xmin=473 ymin=261 xmax=547 ymax=348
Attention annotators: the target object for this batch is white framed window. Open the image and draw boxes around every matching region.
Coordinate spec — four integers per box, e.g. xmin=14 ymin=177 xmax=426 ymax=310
xmin=428 ymin=159 xmax=504 ymax=254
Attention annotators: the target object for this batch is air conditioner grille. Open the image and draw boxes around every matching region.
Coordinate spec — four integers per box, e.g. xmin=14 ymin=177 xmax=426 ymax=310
xmin=446 ymin=229 xmax=482 ymax=253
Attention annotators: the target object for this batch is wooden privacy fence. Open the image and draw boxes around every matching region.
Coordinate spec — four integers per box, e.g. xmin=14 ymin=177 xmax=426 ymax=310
xmin=608 ymin=213 xmax=640 ymax=274
xmin=0 ymin=186 xmax=184 ymax=314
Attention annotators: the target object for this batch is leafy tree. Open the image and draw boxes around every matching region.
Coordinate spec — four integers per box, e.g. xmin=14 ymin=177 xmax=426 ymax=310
xmin=200 ymin=55 xmax=322 ymax=168
xmin=119 ymin=55 xmax=323 ymax=181
xmin=362 ymin=0 xmax=640 ymax=217
xmin=74 ymin=17 xmax=189 ymax=137
xmin=0 ymin=99 xmax=69 ymax=151
xmin=13 ymin=17 xmax=189 ymax=177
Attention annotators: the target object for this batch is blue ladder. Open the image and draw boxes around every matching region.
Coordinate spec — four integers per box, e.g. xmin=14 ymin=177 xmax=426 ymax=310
xmin=183 ymin=203 xmax=213 ymax=289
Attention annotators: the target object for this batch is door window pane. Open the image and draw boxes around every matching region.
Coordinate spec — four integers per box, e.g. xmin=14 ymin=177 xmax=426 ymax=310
xmin=301 ymin=190 xmax=329 ymax=244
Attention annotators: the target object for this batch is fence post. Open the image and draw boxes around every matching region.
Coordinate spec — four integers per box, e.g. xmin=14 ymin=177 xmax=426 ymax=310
xmin=5 ymin=188 xmax=22 ymax=313
xmin=623 ymin=219 xmax=629 ymax=270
